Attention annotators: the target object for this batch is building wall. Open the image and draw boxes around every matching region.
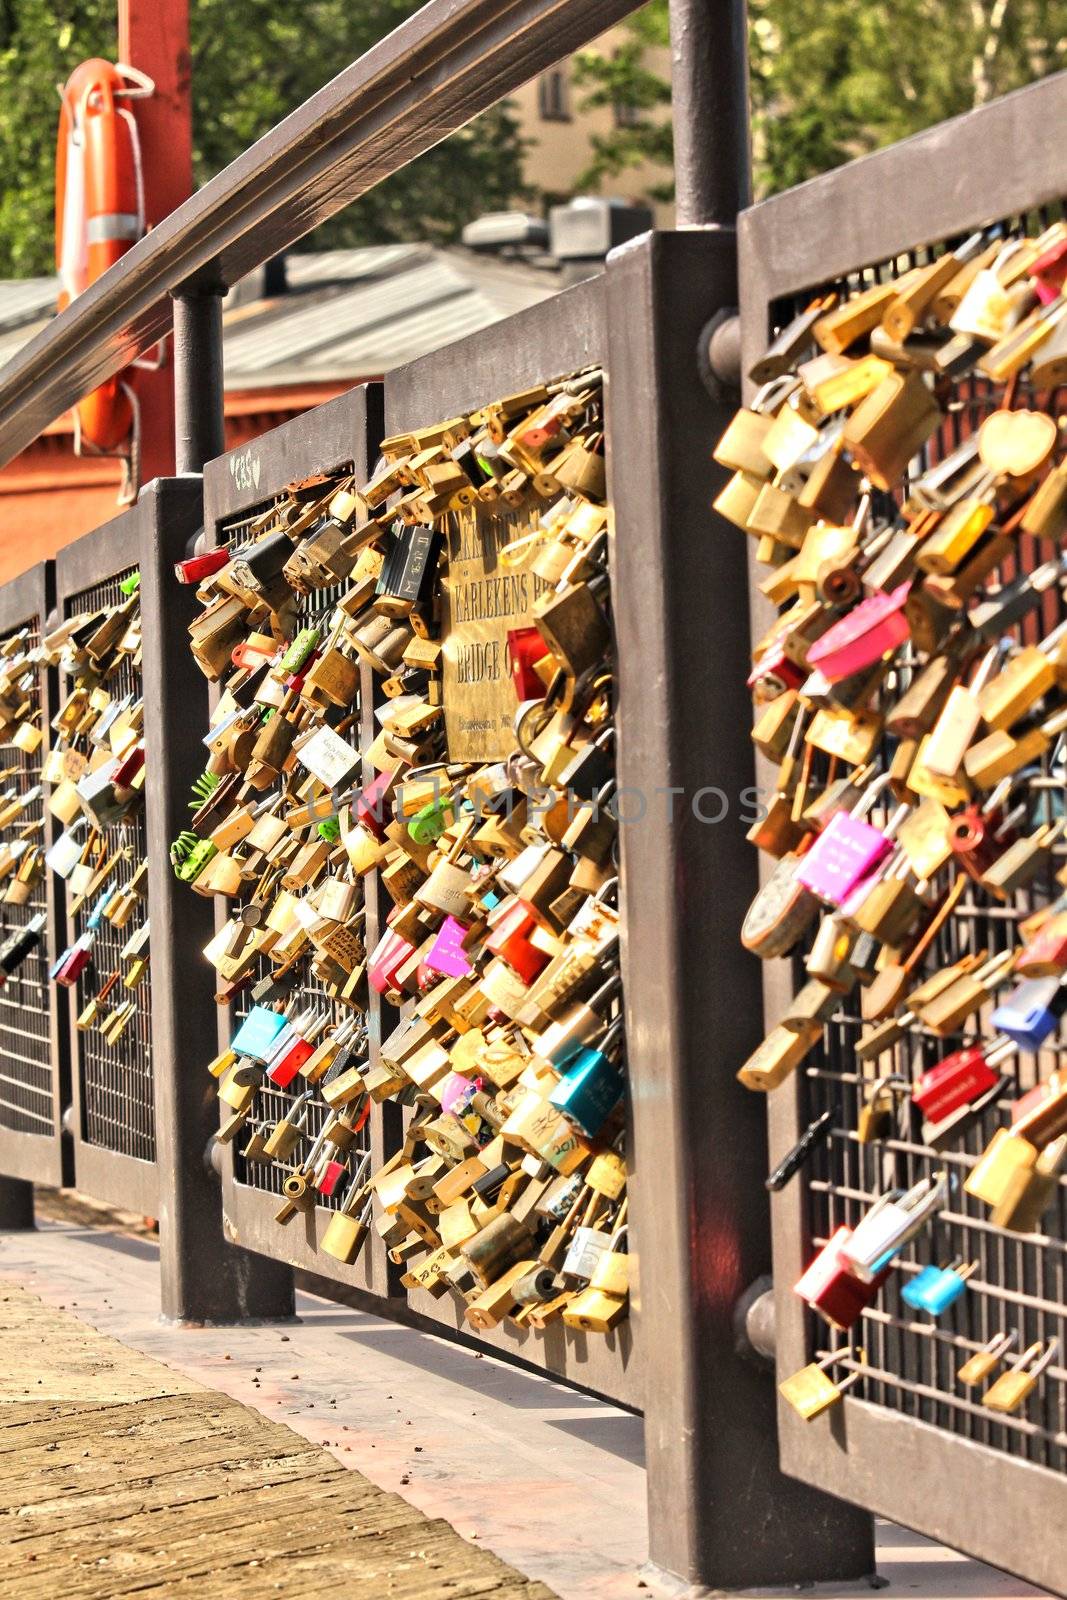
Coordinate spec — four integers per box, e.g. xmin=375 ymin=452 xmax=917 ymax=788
xmin=511 ymin=27 xmax=674 ymax=226
xmin=0 ymin=381 xmax=350 ymax=585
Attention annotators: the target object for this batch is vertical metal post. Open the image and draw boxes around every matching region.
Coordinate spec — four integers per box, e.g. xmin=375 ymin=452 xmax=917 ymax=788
xmin=172 ymin=284 xmax=226 ymax=474
xmin=0 ymin=1177 xmax=34 ymax=1228
xmin=119 ymin=0 xmax=192 ymax=482
xmin=607 ymin=233 xmax=874 ymax=1589
xmin=141 ymin=478 xmax=294 ymax=1323
xmin=669 ymin=0 xmax=752 ymax=226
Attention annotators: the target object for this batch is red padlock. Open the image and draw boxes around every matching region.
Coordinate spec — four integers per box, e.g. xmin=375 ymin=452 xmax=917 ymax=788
xmin=112 ymin=743 xmax=145 ymax=791
xmin=266 ymin=1034 xmax=315 ymax=1087
xmin=747 ymin=641 xmax=805 ymax=701
xmin=286 ymin=651 xmax=319 ymax=693
xmin=912 ymin=1046 xmax=1000 ymax=1125
xmin=795 ymin=1225 xmax=894 ymax=1330
xmin=506 ymin=627 xmax=550 ymax=702
xmin=948 ymin=802 xmax=1014 ymax=882
xmin=1016 ymin=910 xmax=1067 ymax=977
xmin=53 ymin=938 xmax=93 ymax=989
xmin=368 ymin=928 xmax=416 ymax=997
xmin=1030 ymin=234 xmax=1067 ymax=303
xmin=356 ymin=770 xmax=395 ymax=841
xmin=316 ymin=1159 xmax=347 ymax=1197
xmin=485 ymin=898 xmax=551 ymax=984
xmin=174 ymin=548 xmax=230 ymax=584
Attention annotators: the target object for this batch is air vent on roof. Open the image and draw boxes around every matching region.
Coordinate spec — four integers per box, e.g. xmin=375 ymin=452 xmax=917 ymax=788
xmin=461 ymin=212 xmax=551 ymax=250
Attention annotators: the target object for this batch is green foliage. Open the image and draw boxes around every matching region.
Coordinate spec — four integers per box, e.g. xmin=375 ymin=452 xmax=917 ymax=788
xmin=572 ymin=0 xmax=1067 ymax=203
xmin=0 ymin=0 xmax=527 ymax=277
xmin=572 ymin=10 xmax=672 ymax=197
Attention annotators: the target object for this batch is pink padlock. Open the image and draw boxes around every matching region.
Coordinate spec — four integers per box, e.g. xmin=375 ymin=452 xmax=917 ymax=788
xmin=424 ymin=915 xmax=474 ymax=979
xmin=796 ymin=776 xmax=904 ymax=906
xmin=807 ymin=582 xmax=911 ymax=683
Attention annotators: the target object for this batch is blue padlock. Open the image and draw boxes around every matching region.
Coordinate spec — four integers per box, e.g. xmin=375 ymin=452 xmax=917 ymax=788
xmin=86 ymin=887 xmax=118 ymax=930
xmin=901 ymin=1260 xmax=975 ymax=1316
xmin=991 ymin=976 xmax=1067 ymax=1052
xmin=548 ymin=1020 xmax=624 ymax=1138
xmin=231 ymin=1004 xmax=289 ymax=1063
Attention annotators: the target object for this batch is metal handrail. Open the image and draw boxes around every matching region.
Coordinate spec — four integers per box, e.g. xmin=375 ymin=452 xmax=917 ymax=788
xmin=0 ymin=0 xmax=641 ymax=469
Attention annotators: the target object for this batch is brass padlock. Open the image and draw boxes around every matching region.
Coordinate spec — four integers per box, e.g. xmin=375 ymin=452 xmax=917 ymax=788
xmin=982 ymin=1339 xmax=1059 ymax=1413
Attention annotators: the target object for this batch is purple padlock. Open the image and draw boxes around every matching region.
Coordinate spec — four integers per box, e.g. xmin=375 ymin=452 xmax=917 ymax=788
xmin=796 ymin=776 xmax=904 ymax=906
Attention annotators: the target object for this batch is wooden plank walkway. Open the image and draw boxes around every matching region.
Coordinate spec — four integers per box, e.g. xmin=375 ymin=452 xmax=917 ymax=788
xmin=0 ymin=1282 xmax=558 ymax=1600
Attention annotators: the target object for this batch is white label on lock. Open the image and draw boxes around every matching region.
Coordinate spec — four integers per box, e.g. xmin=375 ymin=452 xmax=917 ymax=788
xmin=296 ymin=725 xmax=360 ymax=790
xmin=46 ymin=828 xmax=84 ymax=878
xmin=563 ymin=1225 xmax=612 ymax=1283
xmin=840 ymin=1202 xmax=912 ymax=1281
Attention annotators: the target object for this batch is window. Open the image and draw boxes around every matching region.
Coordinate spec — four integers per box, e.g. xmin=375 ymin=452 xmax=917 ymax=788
xmin=538 ymin=68 xmax=570 ymax=122
xmin=613 ymin=99 xmax=640 ymax=128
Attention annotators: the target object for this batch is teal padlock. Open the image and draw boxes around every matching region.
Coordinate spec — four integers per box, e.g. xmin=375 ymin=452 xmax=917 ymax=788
xmin=548 ymin=1020 xmax=624 ymax=1138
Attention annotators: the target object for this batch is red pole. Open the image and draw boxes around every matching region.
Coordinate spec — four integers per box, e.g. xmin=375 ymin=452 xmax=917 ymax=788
xmin=119 ymin=0 xmax=192 ymax=483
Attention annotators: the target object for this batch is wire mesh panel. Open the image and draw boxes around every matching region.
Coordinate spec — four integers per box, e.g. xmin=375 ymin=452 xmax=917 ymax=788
xmin=771 ymin=218 xmax=1067 ymax=1475
xmin=221 ymin=490 xmax=373 ymax=1214
xmin=0 ymin=563 xmax=67 ymax=1187
xmin=50 ymin=516 xmax=158 ymax=1218
xmin=201 ymin=389 xmax=392 ymax=1293
xmin=737 ymin=81 xmax=1067 ymax=1592
xmin=62 ymin=566 xmax=153 ymax=1165
xmin=0 ymin=613 xmax=52 ymax=1138
xmin=378 ymin=282 xmax=640 ymax=1410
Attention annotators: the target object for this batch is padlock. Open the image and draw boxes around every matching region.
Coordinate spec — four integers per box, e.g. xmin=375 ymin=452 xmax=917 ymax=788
xmin=562 ymin=1221 xmax=630 ymax=1332
xmin=912 ymin=1040 xmax=1012 ymax=1125
xmin=965 ymin=1127 xmax=1041 ymax=1208
xmin=857 ymin=1076 xmax=909 ymax=1143
xmin=950 ymin=240 xmax=1037 ymax=343
xmin=989 ymin=1135 xmax=1066 ymax=1233
xmin=548 ymin=1020 xmax=624 ymax=1138
xmin=900 ymin=1259 xmax=976 ymax=1316
xmin=981 ymin=1339 xmax=1059 ymax=1413
xmin=795 ymin=1225 xmax=895 ymax=1330
xmin=796 ymin=776 xmax=904 ymax=907
xmin=838 ymin=1172 xmax=948 ymax=1283
xmin=991 ymin=975 xmax=1067 ymax=1052
xmin=320 ymin=1163 xmax=375 ymax=1264
xmin=779 ymin=1349 xmax=864 ymax=1420
xmin=957 ymin=1329 xmax=1018 ymax=1387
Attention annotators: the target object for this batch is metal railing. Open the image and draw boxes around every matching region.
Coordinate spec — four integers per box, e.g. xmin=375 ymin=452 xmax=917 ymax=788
xmin=737 ymin=71 xmax=1067 ymax=1598
xmin=9 ymin=0 xmax=1061 ymax=1591
xmin=0 ymin=0 xmax=650 ymax=467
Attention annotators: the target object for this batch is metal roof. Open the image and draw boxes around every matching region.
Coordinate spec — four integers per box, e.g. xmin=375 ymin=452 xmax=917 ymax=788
xmin=0 ymin=244 xmax=565 ymax=400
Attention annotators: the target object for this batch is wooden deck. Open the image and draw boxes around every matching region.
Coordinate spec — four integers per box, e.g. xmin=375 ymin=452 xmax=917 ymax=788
xmin=0 ymin=1283 xmax=557 ymax=1599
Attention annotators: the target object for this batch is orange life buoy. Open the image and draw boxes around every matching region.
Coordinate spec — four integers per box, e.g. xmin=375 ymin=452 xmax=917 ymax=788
xmin=56 ymin=60 xmax=151 ymax=452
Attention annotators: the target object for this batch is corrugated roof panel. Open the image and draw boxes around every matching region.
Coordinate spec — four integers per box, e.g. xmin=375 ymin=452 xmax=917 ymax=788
xmin=223 ymin=259 xmax=470 ymax=374
xmin=0 ymin=279 xmax=60 ymax=327
xmin=0 ymin=248 xmax=565 ymax=392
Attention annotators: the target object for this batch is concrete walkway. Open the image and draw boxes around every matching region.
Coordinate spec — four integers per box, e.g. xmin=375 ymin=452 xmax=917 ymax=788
xmin=0 ymin=1203 xmax=1050 ymax=1600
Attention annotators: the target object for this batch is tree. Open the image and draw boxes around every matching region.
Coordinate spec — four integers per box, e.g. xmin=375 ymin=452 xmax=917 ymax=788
xmin=571 ymin=0 xmax=1067 ymax=202
xmin=0 ymin=0 xmax=527 ymax=278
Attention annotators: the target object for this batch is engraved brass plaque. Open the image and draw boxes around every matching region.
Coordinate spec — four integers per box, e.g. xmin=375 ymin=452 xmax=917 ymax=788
xmin=441 ymin=503 xmax=550 ymax=762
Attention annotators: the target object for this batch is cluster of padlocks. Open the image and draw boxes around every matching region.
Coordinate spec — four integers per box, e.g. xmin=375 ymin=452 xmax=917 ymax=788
xmin=177 ymin=369 xmax=631 ymax=1335
xmin=718 ymin=223 xmax=1067 ymax=1419
xmin=39 ymin=579 xmax=150 ymax=1039
xmin=0 ymin=628 xmax=49 ymax=981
